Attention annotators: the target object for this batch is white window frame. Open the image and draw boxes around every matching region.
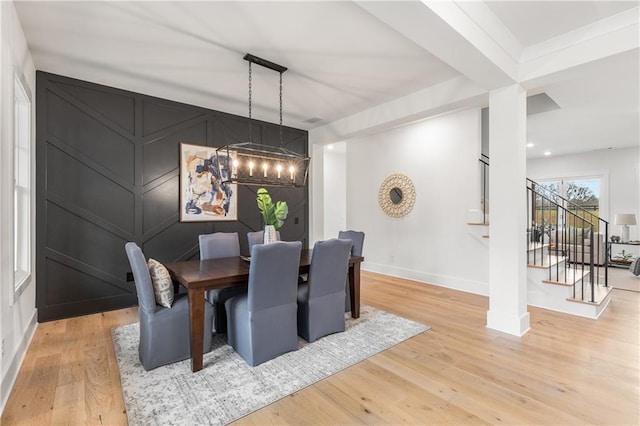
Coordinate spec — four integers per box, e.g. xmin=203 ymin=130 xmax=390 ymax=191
xmin=535 ymin=170 xmax=610 ymax=222
xmin=13 ymin=72 xmax=32 ymax=299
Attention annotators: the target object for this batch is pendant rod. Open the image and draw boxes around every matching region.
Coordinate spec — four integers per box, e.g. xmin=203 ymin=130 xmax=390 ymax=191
xmin=243 ymin=53 xmax=287 ymax=73
xmin=248 ymin=61 xmax=252 ymax=143
xmin=279 ymin=72 xmax=283 ymax=148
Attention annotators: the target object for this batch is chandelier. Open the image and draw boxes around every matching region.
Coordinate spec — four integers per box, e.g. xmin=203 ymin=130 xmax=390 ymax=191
xmin=217 ymin=54 xmax=310 ymax=188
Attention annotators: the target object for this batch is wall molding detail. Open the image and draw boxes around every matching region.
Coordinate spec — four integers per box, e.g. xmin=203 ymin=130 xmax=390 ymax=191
xmin=36 ymin=71 xmax=309 ymax=321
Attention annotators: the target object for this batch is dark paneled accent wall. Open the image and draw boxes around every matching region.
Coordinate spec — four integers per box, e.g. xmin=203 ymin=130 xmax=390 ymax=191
xmin=36 ymin=71 xmax=309 ymax=322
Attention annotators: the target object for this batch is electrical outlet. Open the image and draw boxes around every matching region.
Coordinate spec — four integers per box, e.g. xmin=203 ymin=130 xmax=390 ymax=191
xmin=126 ymin=272 xmax=134 ymax=282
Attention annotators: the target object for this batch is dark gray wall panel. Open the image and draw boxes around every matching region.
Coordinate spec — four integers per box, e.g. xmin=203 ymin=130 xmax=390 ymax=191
xmin=47 ymin=144 xmax=135 ymax=234
xmin=143 ymin=221 xmax=209 ymax=262
xmin=214 ymin=114 xmax=263 ymax=144
xmin=143 ymin=175 xmax=179 ymax=233
xmin=37 ymin=71 xmax=309 ymax=321
xmin=267 ymin=125 xmax=307 ymax=152
xmin=53 ymin=81 xmax=135 ymax=135
xmin=142 ymin=121 xmax=207 ymax=185
xmin=46 ymin=90 xmax=135 ymax=183
xmin=46 ymin=202 xmax=129 ymax=275
xmin=142 ymin=99 xmax=205 ymax=137
xmin=45 ymin=258 xmax=129 ymax=305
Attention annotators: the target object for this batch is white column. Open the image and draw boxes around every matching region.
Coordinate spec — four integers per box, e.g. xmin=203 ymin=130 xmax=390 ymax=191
xmin=487 ymin=84 xmax=530 ymax=336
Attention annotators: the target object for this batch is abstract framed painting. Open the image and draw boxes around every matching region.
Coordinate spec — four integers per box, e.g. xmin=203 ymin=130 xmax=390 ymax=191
xmin=179 ymin=142 xmax=237 ymax=222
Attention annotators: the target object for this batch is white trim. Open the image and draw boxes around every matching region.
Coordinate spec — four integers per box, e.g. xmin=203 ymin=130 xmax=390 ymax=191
xmin=0 ymin=310 xmax=37 ymax=414
xmin=11 ymin=70 xmax=32 ymax=305
xmin=486 ymin=310 xmax=531 ymax=337
xmin=363 ymin=262 xmax=489 ymax=297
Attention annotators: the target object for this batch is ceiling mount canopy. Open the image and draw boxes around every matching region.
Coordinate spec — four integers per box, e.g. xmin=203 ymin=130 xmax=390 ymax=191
xmin=217 ymin=53 xmax=309 ymax=188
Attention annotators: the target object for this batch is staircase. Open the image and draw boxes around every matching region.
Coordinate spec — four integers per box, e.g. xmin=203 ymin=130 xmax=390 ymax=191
xmin=473 ymin=157 xmax=611 ymax=319
xmin=526 ymin=240 xmax=611 ymax=318
xmin=525 ymin=179 xmax=611 ymax=318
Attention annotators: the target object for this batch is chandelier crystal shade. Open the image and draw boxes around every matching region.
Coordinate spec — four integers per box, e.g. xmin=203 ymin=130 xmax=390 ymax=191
xmin=217 ymin=54 xmax=310 ymax=188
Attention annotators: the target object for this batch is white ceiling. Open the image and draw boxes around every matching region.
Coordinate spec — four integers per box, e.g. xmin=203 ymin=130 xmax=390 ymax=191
xmin=14 ymin=1 xmax=640 ymax=159
xmin=485 ymin=1 xmax=637 ymax=46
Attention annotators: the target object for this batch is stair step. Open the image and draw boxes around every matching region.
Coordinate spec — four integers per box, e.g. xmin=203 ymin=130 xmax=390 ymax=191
xmin=527 ymin=242 xmax=549 ymax=252
xmin=542 ymin=268 xmax=590 ymax=286
xmin=566 ymin=283 xmax=612 ymax=306
xmin=528 ymin=255 xmax=566 ymax=269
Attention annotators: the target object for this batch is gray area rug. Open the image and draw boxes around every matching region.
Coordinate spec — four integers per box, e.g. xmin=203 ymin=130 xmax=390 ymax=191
xmin=112 ymin=306 xmax=429 ymax=425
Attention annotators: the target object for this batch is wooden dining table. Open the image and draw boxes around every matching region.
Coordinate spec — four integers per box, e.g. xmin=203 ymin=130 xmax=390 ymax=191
xmin=164 ymin=249 xmax=364 ymax=372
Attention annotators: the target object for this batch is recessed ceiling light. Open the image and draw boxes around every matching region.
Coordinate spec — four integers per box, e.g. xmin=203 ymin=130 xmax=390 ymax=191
xmin=527 ymin=143 xmax=535 ymax=148
xmin=544 ymin=151 xmax=551 ymax=156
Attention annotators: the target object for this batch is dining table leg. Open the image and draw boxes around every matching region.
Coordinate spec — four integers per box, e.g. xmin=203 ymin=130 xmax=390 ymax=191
xmin=349 ymin=262 xmax=361 ymax=318
xmin=187 ymin=288 xmax=205 ymax=372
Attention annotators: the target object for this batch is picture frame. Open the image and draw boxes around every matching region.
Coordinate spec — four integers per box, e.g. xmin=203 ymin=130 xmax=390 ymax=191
xmin=179 ymin=142 xmax=237 ymax=222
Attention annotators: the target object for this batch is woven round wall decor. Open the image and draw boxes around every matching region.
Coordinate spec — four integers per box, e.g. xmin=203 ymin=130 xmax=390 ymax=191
xmin=378 ymin=174 xmax=416 ymax=218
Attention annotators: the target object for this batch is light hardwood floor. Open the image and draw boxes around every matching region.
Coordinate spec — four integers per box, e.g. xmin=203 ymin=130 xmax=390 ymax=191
xmin=2 ymin=271 xmax=638 ymax=425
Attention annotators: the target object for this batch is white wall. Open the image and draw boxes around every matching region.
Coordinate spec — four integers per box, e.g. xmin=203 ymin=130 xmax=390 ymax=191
xmin=344 ymin=108 xmax=489 ymax=294
xmin=528 ymin=147 xmax=640 ymax=241
xmin=1 ymin=1 xmax=37 ymax=412
xmin=322 ymin=143 xmax=347 ymax=239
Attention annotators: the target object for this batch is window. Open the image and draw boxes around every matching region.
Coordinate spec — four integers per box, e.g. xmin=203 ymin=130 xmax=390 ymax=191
xmin=536 ymin=175 xmax=606 ymax=231
xmin=14 ymin=75 xmax=31 ymax=293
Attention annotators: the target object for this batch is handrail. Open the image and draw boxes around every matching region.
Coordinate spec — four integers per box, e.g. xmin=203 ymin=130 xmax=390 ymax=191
xmin=478 ymin=155 xmax=489 ymax=223
xmin=477 ymin=156 xmax=609 ymax=304
xmin=526 ymin=178 xmax=608 ymax=230
xmin=527 ymin=179 xmax=609 ymax=303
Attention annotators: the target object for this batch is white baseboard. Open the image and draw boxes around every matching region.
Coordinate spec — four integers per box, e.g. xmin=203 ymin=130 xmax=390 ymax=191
xmin=486 ymin=309 xmax=531 ymax=336
xmin=1 ymin=310 xmax=37 ymax=414
xmin=363 ymin=261 xmax=489 ymax=296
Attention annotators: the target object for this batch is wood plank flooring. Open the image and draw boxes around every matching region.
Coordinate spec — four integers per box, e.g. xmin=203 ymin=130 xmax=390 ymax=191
xmin=2 ymin=271 xmax=638 ymax=425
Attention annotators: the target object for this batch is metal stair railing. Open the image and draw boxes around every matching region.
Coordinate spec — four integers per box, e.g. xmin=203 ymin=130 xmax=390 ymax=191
xmin=478 ymin=154 xmax=489 ymax=224
xmin=527 ymin=179 xmax=609 ymax=303
xmin=477 ymin=156 xmax=609 ymax=303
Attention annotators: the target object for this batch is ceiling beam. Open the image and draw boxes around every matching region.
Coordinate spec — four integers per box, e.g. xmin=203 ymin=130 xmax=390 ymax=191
xmin=519 ymin=7 xmax=640 ymax=86
xmin=309 ymin=76 xmax=486 ymax=145
xmin=355 ymin=0 xmax=518 ymax=90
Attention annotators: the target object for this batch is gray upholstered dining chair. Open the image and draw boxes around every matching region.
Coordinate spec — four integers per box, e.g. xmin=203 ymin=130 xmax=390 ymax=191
xmin=125 ymin=242 xmax=214 ymax=371
xmin=199 ymin=232 xmax=244 ymax=334
xmin=297 ymin=238 xmax=352 ymax=343
xmin=246 ymin=230 xmax=281 ymax=252
xmin=225 ymin=241 xmax=302 ymax=366
xmin=338 ymin=230 xmax=365 ymax=312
